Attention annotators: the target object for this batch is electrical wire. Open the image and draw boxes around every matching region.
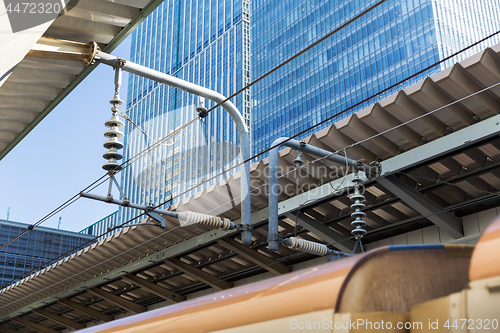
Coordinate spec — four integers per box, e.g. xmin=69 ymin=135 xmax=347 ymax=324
xmin=28 ymin=189 xmax=500 ymax=331
xmin=2 ymin=168 xmax=498 ymax=323
xmin=2 ymin=0 xmax=500 ymax=293
xmin=149 ymin=75 xmax=500 ymax=215
xmin=8 ymin=63 xmax=498 ymax=287
xmin=400 ymin=172 xmax=497 ymax=195
xmin=0 ymin=174 xmax=109 ymax=252
xmin=0 ymin=116 xmax=198 ymax=254
xmin=0 ymin=225 xmax=183 ymax=312
xmin=0 ymin=192 xmax=155 ymax=290
xmin=117 ymin=107 xmax=179 ymax=147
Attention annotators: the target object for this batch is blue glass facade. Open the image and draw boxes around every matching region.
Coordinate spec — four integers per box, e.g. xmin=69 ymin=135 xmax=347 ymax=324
xmin=0 ymin=220 xmax=94 ymax=288
xmin=251 ymin=0 xmax=500 ymax=158
xmin=118 ymin=0 xmax=251 ymax=225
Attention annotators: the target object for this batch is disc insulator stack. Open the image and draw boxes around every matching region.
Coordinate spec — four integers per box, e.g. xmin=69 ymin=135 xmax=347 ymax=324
xmin=350 ymin=172 xmax=367 ymax=239
xmin=102 ymin=113 xmax=125 ymax=171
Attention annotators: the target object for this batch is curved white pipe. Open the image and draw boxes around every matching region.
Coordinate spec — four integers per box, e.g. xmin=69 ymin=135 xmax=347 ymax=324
xmin=94 ymin=51 xmax=252 ymax=246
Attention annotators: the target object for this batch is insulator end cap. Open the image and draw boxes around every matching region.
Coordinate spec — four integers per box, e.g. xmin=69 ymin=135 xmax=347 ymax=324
xmin=104 ymin=129 xmax=124 ymax=139
xmin=102 ymin=162 xmax=122 ymax=171
xmin=109 ymin=98 xmax=124 ymax=106
xmin=103 ymin=151 xmax=123 ymax=160
xmin=103 ymin=140 xmax=124 ymax=149
xmin=105 ymin=118 xmax=125 ymax=129
xmin=350 ymin=194 xmax=365 ymax=202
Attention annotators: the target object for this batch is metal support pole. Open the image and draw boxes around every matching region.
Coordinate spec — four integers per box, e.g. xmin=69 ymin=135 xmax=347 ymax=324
xmin=268 ymin=137 xmax=375 ymax=251
xmin=93 ymin=50 xmax=253 ymax=246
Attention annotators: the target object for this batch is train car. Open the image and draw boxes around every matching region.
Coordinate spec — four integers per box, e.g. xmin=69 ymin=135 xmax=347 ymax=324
xmin=77 ymin=218 xmax=500 ymax=333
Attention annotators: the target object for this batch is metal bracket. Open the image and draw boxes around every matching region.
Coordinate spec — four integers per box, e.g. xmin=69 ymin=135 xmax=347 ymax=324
xmin=367 ymin=161 xmax=382 ymax=180
xmin=443 ymin=126 xmax=454 ymax=136
xmin=238 ymin=224 xmax=253 ymax=232
xmin=267 ymin=233 xmax=282 ymax=242
xmin=145 ymin=210 xmax=166 ymax=228
xmin=117 ymin=57 xmax=127 ymax=69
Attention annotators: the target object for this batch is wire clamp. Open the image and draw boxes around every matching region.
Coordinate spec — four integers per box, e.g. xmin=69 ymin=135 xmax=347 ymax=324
xmin=267 ymin=234 xmax=282 ymax=242
xmin=237 ymin=224 xmax=253 ymax=232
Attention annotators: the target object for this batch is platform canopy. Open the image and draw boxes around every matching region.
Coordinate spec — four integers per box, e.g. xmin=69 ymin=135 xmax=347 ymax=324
xmin=0 ymin=0 xmax=164 ymax=161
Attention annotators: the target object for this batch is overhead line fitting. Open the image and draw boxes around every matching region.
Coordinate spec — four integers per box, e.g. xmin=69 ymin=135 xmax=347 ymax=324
xmin=267 ymin=138 xmax=381 ymax=259
xmin=80 ymin=57 xmax=236 ymax=234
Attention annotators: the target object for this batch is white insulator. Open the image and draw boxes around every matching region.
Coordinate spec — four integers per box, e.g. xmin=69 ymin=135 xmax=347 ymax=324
xmin=104 ymin=116 xmax=125 ymax=129
xmin=285 ymin=237 xmax=329 ymax=256
xmin=103 ymin=113 xmax=124 ymax=171
xmin=178 ymin=211 xmax=234 ymax=230
xmin=350 ymin=173 xmax=367 ymax=238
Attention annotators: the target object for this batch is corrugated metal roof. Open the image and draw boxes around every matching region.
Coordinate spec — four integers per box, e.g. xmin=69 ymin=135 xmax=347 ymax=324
xmin=2 ymin=42 xmax=500 ymax=332
xmin=0 ymin=0 xmax=163 ymax=161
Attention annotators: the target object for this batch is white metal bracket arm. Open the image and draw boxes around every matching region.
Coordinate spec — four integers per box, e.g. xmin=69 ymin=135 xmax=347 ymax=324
xmin=89 ymin=49 xmax=252 ymax=245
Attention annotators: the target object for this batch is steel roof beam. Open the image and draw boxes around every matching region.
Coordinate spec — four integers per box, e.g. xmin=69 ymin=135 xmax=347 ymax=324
xmin=377 ymin=176 xmax=463 ymax=238
xmin=217 ymin=238 xmax=290 ymax=275
xmin=57 ymin=299 xmax=112 ymax=323
xmin=284 ymin=212 xmax=357 ymax=253
xmin=121 ymin=275 xmax=185 ymax=303
xmin=0 ymin=326 xmax=18 ymax=333
xmin=11 ymin=318 xmax=56 ymax=333
xmin=87 ymin=288 xmax=146 ymax=314
xmin=33 ymin=309 xmax=82 ymax=330
xmin=166 ymin=259 xmax=233 ymax=291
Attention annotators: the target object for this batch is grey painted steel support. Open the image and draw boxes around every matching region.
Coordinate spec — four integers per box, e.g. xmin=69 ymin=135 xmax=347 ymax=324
xmin=58 ymin=299 xmax=112 ymax=323
xmin=166 ymin=258 xmax=233 ymax=291
xmin=11 ymin=318 xmax=56 ymax=333
xmin=268 ymin=137 xmax=370 ymax=251
xmin=34 ymin=308 xmax=83 ymax=330
xmin=80 ymin=192 xmax=179 ymax=224
xmin=88 ymin=288 xmax=147 ymax=314
xmin=93 ymin=50 xmax=252 ymax=246
xmin=121 ymin=275 xmax=185 ymax=303
xmin=377 ymin=176 xmax=463 ymax=238
xmin=0 ymin=325 xmax=19 ymax=333
xmin=217 ymin=238 xmax=290 ymax=275
xmin=283 ymin=212 xmax=357 ymax=253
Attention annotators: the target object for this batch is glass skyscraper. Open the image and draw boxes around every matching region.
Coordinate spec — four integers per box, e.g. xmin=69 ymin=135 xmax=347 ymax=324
xmin=119 ymin=0 xmax=251 ymax=224
xmin=251 ymin=0 xmax=500 ymax=157
xmin=0 ymin=219 xmax=94 ymax=288
xmin=85 ymin=0 xmax=500 ymax=232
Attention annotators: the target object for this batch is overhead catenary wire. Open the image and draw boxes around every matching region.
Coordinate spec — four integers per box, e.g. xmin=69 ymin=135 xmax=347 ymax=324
xmin=5 ymin=87 xmax=492 ymax=290
xmin=0 ymin=224 xmax=183 ymax=312
xmin=131 ymin=28 xmax=500 ymax=218
xmin=190 ymin=78 xmax=500 ymax=219
xmin=0 ymin=174 xmax=109 ymax=252
xmin=2 ymin=0 xmax=490 ymax=249
xmin=2 ymin=0 xmax=499 ymax=290
xmin=3 ymin=188 xmax=496 ymax=325
xmin=0 ymin=117 xmax=198 ymax=255
xmin=0 ymin=191 xmax=157 ymax=290
xmin=4 ymin=37 xmax=498 ymax=288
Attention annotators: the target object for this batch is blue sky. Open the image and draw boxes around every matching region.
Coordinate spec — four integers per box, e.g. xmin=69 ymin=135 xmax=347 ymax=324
xmin=0 ymin=36 xmax=132 ymax=232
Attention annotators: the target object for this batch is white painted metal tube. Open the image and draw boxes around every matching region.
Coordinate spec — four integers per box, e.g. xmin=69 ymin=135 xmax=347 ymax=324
xmin=93 ymin=50 xmax=252 ymax=246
